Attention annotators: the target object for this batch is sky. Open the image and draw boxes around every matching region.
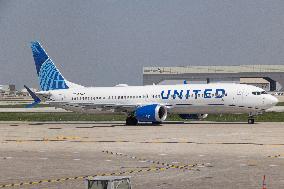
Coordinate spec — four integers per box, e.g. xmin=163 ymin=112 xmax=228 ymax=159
xmin=0 ymin=0 xmax=283 ymax=89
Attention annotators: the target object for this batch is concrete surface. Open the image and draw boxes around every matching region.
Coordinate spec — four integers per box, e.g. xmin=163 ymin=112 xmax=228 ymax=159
xmin=0 ymin=107 xmax=68 ymax=113
xmin=0 ymin=122 xmax=283 ymax=189
xmin=275 ymin=95 xmax=284 ymax=102
xmin=266 ymin=106 xmax=284 ymax=112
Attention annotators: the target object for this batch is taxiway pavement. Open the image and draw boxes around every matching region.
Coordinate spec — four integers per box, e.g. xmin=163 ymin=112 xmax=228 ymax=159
xmin=0 ymin=121 xmax=283 ymax=188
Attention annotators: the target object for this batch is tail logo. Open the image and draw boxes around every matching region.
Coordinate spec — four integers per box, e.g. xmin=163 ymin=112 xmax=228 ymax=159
xmin=39 ymin=59 xmax=69 ymax=91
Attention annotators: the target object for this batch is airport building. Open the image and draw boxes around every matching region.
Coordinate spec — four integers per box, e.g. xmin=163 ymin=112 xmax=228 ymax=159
xmin=143 ymin=65 xmax=284 ymax=91
xmin=0 ymin=84 xmax=16 ymax=96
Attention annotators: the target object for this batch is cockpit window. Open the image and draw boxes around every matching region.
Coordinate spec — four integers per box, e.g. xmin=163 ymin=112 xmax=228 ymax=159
xmin=252 ymin=92 xmax=261 ymax=95
xmin=252 ymin=91 xmax=267 ymax=95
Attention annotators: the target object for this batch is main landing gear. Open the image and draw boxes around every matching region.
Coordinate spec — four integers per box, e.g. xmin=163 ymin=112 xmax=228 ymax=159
xmin=126 ymin=115 xmax=138 ymax=126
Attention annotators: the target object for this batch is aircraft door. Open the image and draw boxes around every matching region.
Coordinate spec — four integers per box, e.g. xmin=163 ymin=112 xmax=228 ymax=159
xmin=58 ymin=93 xmax=65 ymax=101
xmin=234 ymin=88 xmax=244 ymax=105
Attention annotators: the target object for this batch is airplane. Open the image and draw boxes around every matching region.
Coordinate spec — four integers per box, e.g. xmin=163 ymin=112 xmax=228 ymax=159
xmin=26 ymin=41 xmax=279 ymax=125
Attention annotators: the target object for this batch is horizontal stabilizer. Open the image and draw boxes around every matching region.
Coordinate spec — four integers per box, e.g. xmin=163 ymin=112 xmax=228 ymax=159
xmin=24 ymin=85 xmax=41 ymax=108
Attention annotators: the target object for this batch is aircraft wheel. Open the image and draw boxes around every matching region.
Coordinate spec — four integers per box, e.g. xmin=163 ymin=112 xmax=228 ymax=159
xmin=126 ymin=116 xmax=138 ymax=126
xmin=248 ymin=118 xmax=255 ymax=124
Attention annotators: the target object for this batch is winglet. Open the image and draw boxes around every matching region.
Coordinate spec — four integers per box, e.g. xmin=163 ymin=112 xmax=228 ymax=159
xmin=24 ymin=85 xmax=41 ymax=108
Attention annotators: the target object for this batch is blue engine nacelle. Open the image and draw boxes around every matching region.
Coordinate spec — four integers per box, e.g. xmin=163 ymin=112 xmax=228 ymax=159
xmin=135 ymin=104 xmax=167 ymax=122
xmin=179 ymin=114 xmax=208 ymax=120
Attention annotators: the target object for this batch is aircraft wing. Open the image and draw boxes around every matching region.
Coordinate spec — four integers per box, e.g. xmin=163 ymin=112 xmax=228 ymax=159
xmin=81 ymin=103 xmax=138 ymax=112
xmin=47 ymin=101 xmax=170 ymax=113
xmin=47 ymin=101 xmax=139 ymax=113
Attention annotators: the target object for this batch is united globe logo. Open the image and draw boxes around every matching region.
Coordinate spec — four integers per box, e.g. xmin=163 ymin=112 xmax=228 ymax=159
xmin=38 ymin=59 xmax=69 ymax=91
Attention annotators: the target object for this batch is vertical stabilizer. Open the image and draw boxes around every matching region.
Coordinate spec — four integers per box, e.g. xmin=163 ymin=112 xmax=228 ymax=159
xmin=31 ymin=41 xmax=69 ymax=91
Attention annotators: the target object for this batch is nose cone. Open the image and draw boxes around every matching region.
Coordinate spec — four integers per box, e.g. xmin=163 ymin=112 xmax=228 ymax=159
xmin=269 ymin=95 xmax=279 ymax=106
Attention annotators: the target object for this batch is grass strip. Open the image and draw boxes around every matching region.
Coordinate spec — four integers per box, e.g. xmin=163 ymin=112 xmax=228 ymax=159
xmin=0 ymin=112 xmax=283 ymax=122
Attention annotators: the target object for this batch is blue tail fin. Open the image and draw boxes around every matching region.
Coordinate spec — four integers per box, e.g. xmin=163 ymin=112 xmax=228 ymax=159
xmin=31 ymin=41 xmax=69 ymax=91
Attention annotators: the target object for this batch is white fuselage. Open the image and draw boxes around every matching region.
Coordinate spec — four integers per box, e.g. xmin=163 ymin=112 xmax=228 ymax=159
xmin=42 ymin=83 xmax=278 ymax=115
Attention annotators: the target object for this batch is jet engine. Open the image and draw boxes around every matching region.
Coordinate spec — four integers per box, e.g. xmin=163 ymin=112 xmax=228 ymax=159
xmin=135 ymin=104 xmax=167 ymax=122
xmin=179 ymin=114 xmax=208 ymax=120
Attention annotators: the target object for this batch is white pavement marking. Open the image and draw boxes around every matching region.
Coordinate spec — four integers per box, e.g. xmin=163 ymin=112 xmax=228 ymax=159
xmin=73 ymin=159 xmax=81 ymax=161
xmin=172 ymin=161 xmax=180 ymax=164
xmin=105 ymin=159 xmax=112 ymax=162
xmin=159 ymin=153 xmax=167 ymax=156
xmin=269 ymin=164 xmax=278 ymax=167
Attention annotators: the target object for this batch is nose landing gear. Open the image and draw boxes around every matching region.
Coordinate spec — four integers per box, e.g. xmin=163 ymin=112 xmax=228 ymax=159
xmin=248 ymin=113 xmax=255 ymax=124
xmin=248 ymin=117 xmax=255 ymax=124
